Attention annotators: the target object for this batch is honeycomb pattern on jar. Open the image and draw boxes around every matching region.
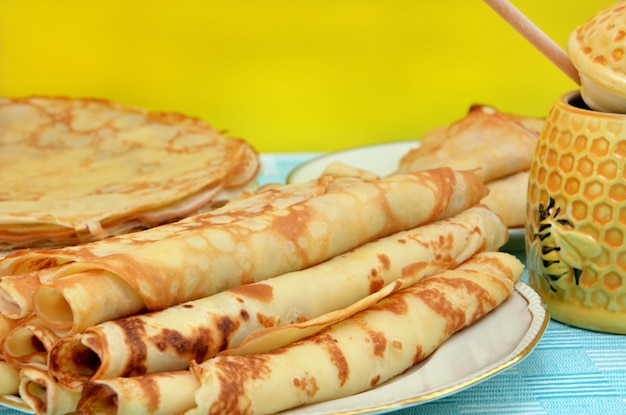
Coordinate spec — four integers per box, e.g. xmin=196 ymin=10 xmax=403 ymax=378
xmin=527 ymin=100 xmax=626 ymax=315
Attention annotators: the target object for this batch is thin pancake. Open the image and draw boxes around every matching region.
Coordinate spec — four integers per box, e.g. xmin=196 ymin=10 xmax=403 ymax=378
xmin=482 ymin=170 xmax=530 ymax=228
xmin=3 ymin=316 xmax=62 ymax=371
xmin=0 ymin=96 xmax=259 ymax=250
xmin=396 ymin=104 xmax=542 ymax=183
xmin=18 ymin=367 xmax=81 ymax=415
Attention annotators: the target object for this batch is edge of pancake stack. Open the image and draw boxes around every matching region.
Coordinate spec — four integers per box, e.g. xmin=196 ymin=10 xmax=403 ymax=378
xmin=0 ymin=96 xmax=260 ymax=251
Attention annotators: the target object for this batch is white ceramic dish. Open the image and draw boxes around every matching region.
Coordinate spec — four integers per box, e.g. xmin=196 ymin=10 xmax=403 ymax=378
xmin=0 ymin=282 xmax=548 ymax=415
xmin=287 ymin=141 xmax=526 ymax=252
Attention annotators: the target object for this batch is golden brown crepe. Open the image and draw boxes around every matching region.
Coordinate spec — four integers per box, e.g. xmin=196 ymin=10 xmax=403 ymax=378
xmin=48 ymin=205 xmax=507 ymax=388
xmin=396 ymin=104 xmax=542 ymax=183
xmin=2 ymin=316 xmax=61 ymax=371
xmin=1 ymin=168 xmax=488 ymax=336
xmin=0 ymin=96 xmax=260 ymax=250
xmin=78 ymin=371 xmax=199 ymax=415
xmin=482 ymin=170 xmax=530 ymax=228
xmin=18 ymin=367 xmax=81 ymax=415
xmin=75 ymin=251 xmax=522 ymax=415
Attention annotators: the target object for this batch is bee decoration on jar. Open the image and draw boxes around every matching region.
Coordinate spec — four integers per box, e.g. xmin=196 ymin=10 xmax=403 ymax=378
xmin=528 ymin=197 xmax=601 ymax=292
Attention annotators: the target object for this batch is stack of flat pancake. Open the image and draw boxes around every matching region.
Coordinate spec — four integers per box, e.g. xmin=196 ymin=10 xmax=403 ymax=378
xmin=0 ymin=161 xmax=525 ymax=415
xmin=0 ymin=96 xmax=260 ymax=251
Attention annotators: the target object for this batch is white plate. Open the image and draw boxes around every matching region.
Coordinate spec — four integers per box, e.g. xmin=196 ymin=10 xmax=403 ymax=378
xmin=0 ymin=282 xmax=548 ymax=415
xmin=287 ymin=141 xmax=525 ymax=252
xmin=287 ymin=140 xmax=421 ymax=182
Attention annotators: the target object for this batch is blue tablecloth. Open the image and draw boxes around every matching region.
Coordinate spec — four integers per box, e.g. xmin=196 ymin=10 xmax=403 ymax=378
xmin=1 ymin=153 xmax=624 ymax=415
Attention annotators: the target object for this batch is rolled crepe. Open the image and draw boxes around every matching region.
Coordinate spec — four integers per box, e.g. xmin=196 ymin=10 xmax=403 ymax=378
xmin=18 ymin=367 xmax=81 ymax=415
xmin=17 ymin=168 xmax=487 ymax=335
xmin=396 ymin=105 xmax=541 ymax=183
xmin=185 ymin=251 xmax=522 ymax=415
xmin=0 ymin=266 xmax=64 ymax=319
xmin=48 ymin=205 xmax=507 ymax=388
xmin=75 ymin=251 xmax=522 ymax=415
xmin=2 ymin=316 xmax=61 ymax=370
xmin=482 ymin=170 xmax=529 ymax=228
xmin=78 ymin=371 xmax=199 ymax=415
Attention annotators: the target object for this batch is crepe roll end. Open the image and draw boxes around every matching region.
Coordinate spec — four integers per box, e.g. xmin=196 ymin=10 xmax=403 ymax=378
xmin=19 ymin=367 xmax=81 ymax=415
xmin=0 ymin=284 xmax=32 ymax=319
xmin=3 ymin=325 xmax=49 ymax=370
xmin=77 ymin=371 xmax=200 ymax=415
xmin=48 ymin=334 xmax=102 ymax=390
xmin=33 ymin=270 xmax=146 ymax=334
xmin=33 ymin=285 xmax=76 ymax=334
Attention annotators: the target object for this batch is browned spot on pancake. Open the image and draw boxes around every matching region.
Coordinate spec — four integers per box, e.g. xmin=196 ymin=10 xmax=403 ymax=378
xmin=182 ymin=304 xmax=194 ymax=309
xmin=437 ymin=233 xmax=455 ymax=262
xmin=417 ymin=275 xmax=496 ymax=334
xmin=137 ymin=375 xmax=161 ymax=413
xmin=412 ymin=284 xmax=465 ymax=334
xmin=114 ymin=317 xmax=149 ymax=377
xmin=256 ymin=312 xmax=278 ymax=328
xmin=372 ymin=293 xmax=409 ymax=315
xmin=413 ymin=344 xmax=425 ymax=364
xmin=216 ymin=316 xmax=241 ymax=352
xmin=366 ymin=328 xmax=387 ymax=357
xmin=311 ymin=332 xmax=350 ymax=386
xmin=227 ymin=283 xmax=274 ymax=303
xmin=240 ymin=309 xmax=250 ymax=321
xmin=391 ymin=339 xmax=403 ymax=351
xmin=271 ymin=208 xmax=317 ymax=261
xmin=369 ymin=253 xmax=390 ymax=293
xmin=377 ymin=253 xmax=391 ymax=270
xmin=370 ymin=374 xmax=381 ymax=387
xmin=150 ymin=327 xmax=212 ymax=362
xmin=293 ymin=375 xmax=319 ymax=398
xmin=401 ymin=261 xmax=430 ymax=278
xmin=445 ymin=274 xmax=498 ymax=322
xmin=208 ymin=354 xmax=273 ymax=415
xmin=30 ymin=336 xmax=47 ymax=353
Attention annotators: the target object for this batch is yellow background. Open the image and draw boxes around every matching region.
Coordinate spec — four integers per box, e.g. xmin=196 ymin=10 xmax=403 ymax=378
xmin=0 ymin=1 xmax=615 ymax=152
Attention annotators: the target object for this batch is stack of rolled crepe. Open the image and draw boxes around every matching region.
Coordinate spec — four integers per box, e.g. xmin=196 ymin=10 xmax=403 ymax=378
xmin=0 ymin=167 xmax=522 ymax=414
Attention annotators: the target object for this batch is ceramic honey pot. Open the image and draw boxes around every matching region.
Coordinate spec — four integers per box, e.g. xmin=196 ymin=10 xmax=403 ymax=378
xmin=526 ymin=90 xmax=626 ymax=334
